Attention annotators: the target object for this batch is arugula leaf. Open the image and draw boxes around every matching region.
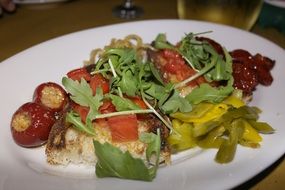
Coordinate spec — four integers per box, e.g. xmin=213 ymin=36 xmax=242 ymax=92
xmin=178 ymin=33 xmax=207 ymax=70
xmin=156 ymin=83 xmax=174 ymax=106
xmin=139 ymin=130 xmax=161 ymax=177
xmin=153 ymin=33 xmax=176 ymax=50
xmin=108 ymin=94 xmax=141 ymax=111
xmin=139 ymin=131 xmax=161 ymax=162
xmin=93 ymin=140 xmax=155 ymax=181
xmin=161 ymin=90 xmax=192 ymax=114
xmin=174 ymin=53 xmax=218 ymax=89
xmin=106 ymin=48 xmax=136 ymax=65
xmin=177 ymin=33 xmax=233 ymax=84
xmin=66 ymin=111 xmax=95 ymax=136
xmin=118 ymin=69 xmax=138 ymax=97
xmin=105 ymin=48 xmax=140 ymax=97
xmin=204 ymin=46 xmax=233 ymax=82
xmin=62 ymin=77 xmax=104 ymax=120
xmin=148 ymin=62 xmax=165 ymax=85
xmin=143 ymin=82 xmax=170 ymax=100
xmin=62 ymin=77 xmax=93 ymax=106
xmin=185 ymin=81 xmax=234 ymax=104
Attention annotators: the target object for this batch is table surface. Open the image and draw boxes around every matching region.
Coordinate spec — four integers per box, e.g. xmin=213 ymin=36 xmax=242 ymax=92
xmin=0 ymin=0 xmax=284 ymax=189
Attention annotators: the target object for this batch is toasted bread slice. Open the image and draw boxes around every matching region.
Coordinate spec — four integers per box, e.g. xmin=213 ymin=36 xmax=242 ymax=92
xmin=46 ymin=113 xmax=171 ymax=166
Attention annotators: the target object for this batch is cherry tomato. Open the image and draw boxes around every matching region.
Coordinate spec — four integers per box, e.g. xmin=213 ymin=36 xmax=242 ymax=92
xmin=67 ymin=67 xmax=91 ymax=82
xmin=90 ymin=74 xmax=110 ymax=95
xmin=33 ymin=82 xmax=68 ymax=113
xmin=107 ymin=114 xmax=139 ymax=142
xmin=11 ymin=102 xmax=56 ymax=147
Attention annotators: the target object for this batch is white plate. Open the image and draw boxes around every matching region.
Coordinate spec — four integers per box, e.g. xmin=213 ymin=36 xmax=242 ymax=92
xmin=0 ymin=20 xmax=285 ymax=190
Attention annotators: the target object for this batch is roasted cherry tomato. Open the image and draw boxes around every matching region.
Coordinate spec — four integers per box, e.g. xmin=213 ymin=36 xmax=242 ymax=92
xmin=90 ymin=74 xmax=110 ymax=95
xmin=33 ymin=82 xmax=68 ymax=113
xmin=11 ymin=102 xmax=56 ymax=147
xmin=67 ymin=67 xmax=91 ymax=82
xmin=107 ymin=114 xmax=139 ymax=142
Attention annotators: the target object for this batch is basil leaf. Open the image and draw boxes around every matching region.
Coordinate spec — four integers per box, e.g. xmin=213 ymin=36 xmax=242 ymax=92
xmin=93 ymin=140 xmax=154 ymax=181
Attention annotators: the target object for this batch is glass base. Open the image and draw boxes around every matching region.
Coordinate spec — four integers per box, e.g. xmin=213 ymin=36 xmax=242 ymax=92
xmin=112 ymin=5 xmax=143 ymax=19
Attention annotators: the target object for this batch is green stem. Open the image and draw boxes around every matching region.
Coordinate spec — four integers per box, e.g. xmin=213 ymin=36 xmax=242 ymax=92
xmin=108 ymin=58 xmax=123 ymax=97
xmin=174 ymin=53 xmax=218 ymax=89
xmin=95 ymin=109 xmax=153 ymax=119
xmin=90 ymin=68 xmax=111 ymax=75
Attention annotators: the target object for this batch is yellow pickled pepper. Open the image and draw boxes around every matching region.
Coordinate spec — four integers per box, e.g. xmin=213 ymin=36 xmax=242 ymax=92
xmin=167 ymin=119 xmax=196 ymax=151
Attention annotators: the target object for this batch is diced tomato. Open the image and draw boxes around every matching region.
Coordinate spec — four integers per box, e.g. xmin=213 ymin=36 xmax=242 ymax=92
xmin=99 ymin=100 xmax=116 ymax=114
xmin=162 ymin=50 xmax=186 ymax=74
xmin=127 ymin=96 xmax=147 ymax=109
xmin=95 ymin=118 xmax=109 ymax=128
xmin=90 ymin=74 xmax=110 ymax=95
xmin=126 ymin=96 xmax=148 ymax=120
xmin=67 ymin=68 xmax=91 ymax=82
xmin=72 ymin=103 xmax=89 ymax=123
xmin=107 ymin=114 xmax=139 ymax=142
xmin=96 ymin=101 xmax=116 ymax=128
xmin=160 ymin=49 xmax=204 ymax=87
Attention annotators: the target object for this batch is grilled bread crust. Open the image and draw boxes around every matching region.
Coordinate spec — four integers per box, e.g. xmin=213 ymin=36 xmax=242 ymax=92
xmin=45 ymin=113 xmax=171 ymax=166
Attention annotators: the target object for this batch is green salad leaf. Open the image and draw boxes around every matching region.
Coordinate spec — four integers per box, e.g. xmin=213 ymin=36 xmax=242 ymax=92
xmin=153 ymin=33 xmax=176 ymax=50
xmin=108 ymin=94 xmax=141 ymax=111
xmin=139 ymin=129 xmax=161 ymax=177
xmin=66 ymin=111 xmax=95 ymax=136
xmin=185 ymin=81 xmax=234 ymax=104
xmin=118 ymin=69 xmax=138 ymax=97
xmin=160 ymin=90 xmax=192 ymax=114
xmin=62 ymin=77 xmax=104 ymax=120
xmin=93 ymin=130 xmax=161 ymax=181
